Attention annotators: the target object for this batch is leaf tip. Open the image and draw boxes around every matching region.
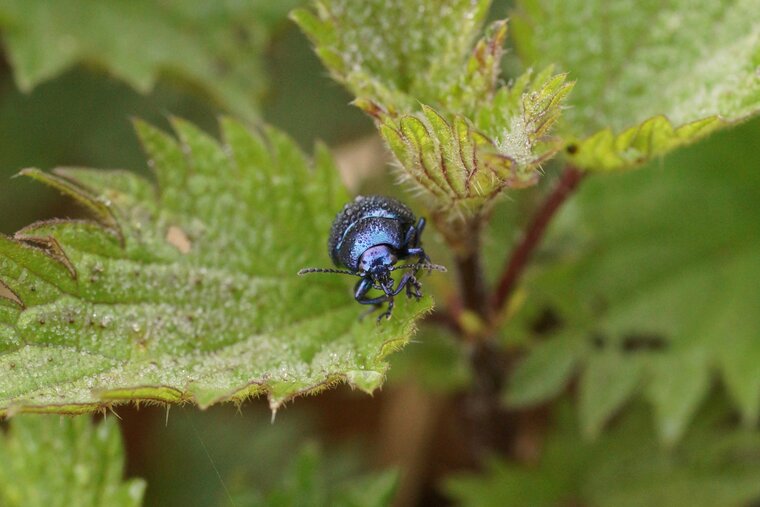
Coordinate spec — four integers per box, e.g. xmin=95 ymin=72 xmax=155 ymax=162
xmin=0 ymin=279 xmax=24 ymax=308
xmin=352 ymin=97 xmax=387 ymax=119
xmin=16 ymin=167 xmax=42 ymax=179
xmin=346 ymin=370 xmax=385 ymax=395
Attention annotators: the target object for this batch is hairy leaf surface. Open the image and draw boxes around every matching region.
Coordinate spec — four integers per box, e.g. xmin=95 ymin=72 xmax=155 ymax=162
xmin=0 ymin=415 xmax=144 ymax=507
xmin=293 ymin=1 xmax=572 ymax=218
xmin=503 ymin=118 xmax=760 ymax=442
xmin=291 ymin=0 xmax=491 ymax=111
xmin=0 ymin=118 xmax=432 ymax=415
xmin=513 ymin=0 xmax=760 ymax=170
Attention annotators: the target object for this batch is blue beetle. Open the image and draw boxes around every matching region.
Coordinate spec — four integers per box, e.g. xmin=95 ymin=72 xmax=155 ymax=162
xmin=299 ymin=195 xmax=445 ymax=321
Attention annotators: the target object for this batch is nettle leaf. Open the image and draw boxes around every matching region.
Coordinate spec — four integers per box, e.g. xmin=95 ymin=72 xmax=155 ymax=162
xmin=503 ymin=331 xmax=584 ymax=408
xmin=445 ymin=402 xmax=760 ymax=507
xmin=0 ymin=415 xmax=145 ymax=507
xmin=293 ymin=1 xmax=573 ymax=219
xmin=0 ymin=0 xmax=295 ymax=119
xmin=291 ymin=0 xmax=492 ymax=111
xmin=378 ymin=71 xmax=572 ymax=219
xmin=244 ymin=444 xmax=398 ymax=507
xmin=0 ymin=118 xmax=432 ymax=415
xmin=503 ymin=118 xmax=760 ymax=443
xmin=513 ymin=0 xmax=760 ymax=170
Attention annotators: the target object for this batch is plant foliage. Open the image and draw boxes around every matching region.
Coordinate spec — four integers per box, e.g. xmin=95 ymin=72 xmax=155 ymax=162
xmin=446 ymin=403 xmax=760 ymax=507
xmin=513 ymin=0 xmax=760 ymax=170
xmin=0 ymin=415 xmax=144 ymax=507
xmin=504 ymin=118 xmax=760 ymax=443
xmin=0 ymin=1 xmax=759 ymax=503
xmin=0 ymin=118 xmax=432 ymax=415
xmin=242 ymin=444 xmax=398 ymax=507
xmin=0 ymin=0 xmax=300 ymax=119
xmin=292 ymin=1 xmax=573 ymax=219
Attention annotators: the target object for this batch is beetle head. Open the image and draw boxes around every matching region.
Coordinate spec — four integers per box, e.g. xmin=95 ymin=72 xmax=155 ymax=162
xmin=358 ymin=245 xmax=397 ymax=289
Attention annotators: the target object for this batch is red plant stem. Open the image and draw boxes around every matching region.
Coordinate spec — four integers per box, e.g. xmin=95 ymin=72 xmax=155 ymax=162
xmin=492 ymin=165 xmax=585 ymax=314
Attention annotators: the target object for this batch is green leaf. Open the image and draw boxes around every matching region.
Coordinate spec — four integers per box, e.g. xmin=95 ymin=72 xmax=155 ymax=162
xmin=513 ymin=0 xmax=760 ymax=170
xmin=504 ymin=333 xmax=584 ymax=408
xmin=0 ymin=415 xmax=145 ymax=507
xmin=446 ymin=402 xmax=583 ymax=507
xmin=293 ymin=1 xmax=573 ymax=219
xmin=504 ymin=117 xmax=760 ymax=442
xmin=445 ymin=401 xmax=760 ymax=507
xmin=377 ymin=72 xmax=572 ymax=218
xmin=0 ymin=0 xmax=294 ymax=119
xmin=578 ymin=351 xmax=643 ymax=439
xmin=567 ymin=115 xmax=724 ymax=171
xmin=291 ymin=0 xmax=492 ymax=111
xmin=0 ymin=118 xmax=433 ymax=415
xmin=446 ymin=452 xmax=579 ymax=507
xmin=243 ymin=443 xmax=398 ymax=507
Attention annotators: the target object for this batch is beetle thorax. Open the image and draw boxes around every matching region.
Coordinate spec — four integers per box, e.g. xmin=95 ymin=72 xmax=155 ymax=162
xmin=358 ymin=245 xmax=398 ymax=278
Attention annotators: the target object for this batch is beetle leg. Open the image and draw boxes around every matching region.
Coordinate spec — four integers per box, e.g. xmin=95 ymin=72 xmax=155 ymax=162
xmin=389 ymin=272 xmax=413 ymax=296
xmin=406 ymin=276 xmax=423 ymax=300
xmin=357 ymin=294 xmax=392 ymax=321
xmin=376 ymin=272 xmax=422 ymax=320
xmin=359 ymin=304 xmax=384 ymax=321
xmin=415 ymin=217 xmax=426 ymax=238
xmin=389 ymin=271 xmax=422 ymax=301
xmin=377 ymin=298 xmax=395 ymax=322
xmin=403 ymin=225 xmax=417 ymax=248
xmin=358 ymin=274 xmax=412 ymax=322
xmin=406 ymin=247 xmax=431 ymax=267
xmin=373 ymin=274 xmax=415 ymax=321
xmin=407 ymin=219 xmax=428 ymax=260
xmin=354 ymin=277 xmax=392 ymax=321
xmin=354 ymin=277 xmax=389 ymax=304
xmin=407 ymin=247 xmax=427 ymax=259
xmin=403 ymin=217 xmax=430 ymax=269
xmin=354 ymin=273 xmax=419 ymax=322
xmin=403 ymin=217 xmax=426 ymax=248
xmin=406 ymin=217 xmax=425 ymax=245
xmin=387 ymin=270 xmax=421 ymax=300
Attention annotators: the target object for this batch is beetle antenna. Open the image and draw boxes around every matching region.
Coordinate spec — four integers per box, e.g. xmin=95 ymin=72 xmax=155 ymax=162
xmin=298 ymin=267 xmax=360 ymax=276
xmin=390 ymin=262 xmax=447 ymax=273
